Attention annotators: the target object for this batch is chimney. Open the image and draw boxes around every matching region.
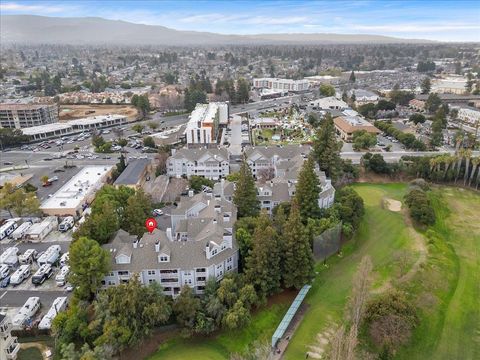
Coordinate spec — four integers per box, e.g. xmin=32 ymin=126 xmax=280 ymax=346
xmin=166 ymin=228 xmax=172 ymax=241
xmin=133 ymin=239 xmax=139 ymax=249
xmin=155 ymin=240 xmax=160 ymax=252
xmin=188 ymin=190 xmax=194 ymax=197
xmin=171 ymin=148 xmax=176 ymax=155
xmin=220 ymin=178 xmax=225 ymax=196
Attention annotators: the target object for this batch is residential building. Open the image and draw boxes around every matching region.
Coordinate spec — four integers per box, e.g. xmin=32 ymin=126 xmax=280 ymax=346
xmin=40 ymin=166 xmax=113 ymax=217
xmin=310 ymin=96 xmax=349 ymax=110
xmin=333 ymin=116 xmax=380 ymax=142
xmin=102 ymin=192 xmax=238 ymax=297
xmin=409 ymin=99 xmax=426 ymax=112
xmin=185 ymin=102 xmax=229 ymax=145
xmin=0 ymin=313 xmax=20 ymax=360
xmin=0 ymin=103 xmax=58 ymax=129
xmin=348 ymin=89 xmax=379 ymax=105
xmin=253 ymin=78 xmax=310 ymax=92
xmin=167 ymin=148 xmax=230 ymax=180
xmin=114 ymin=158 xmax=152 ymax=189
xmin=453 ymin=106 xmax=480 ymax=125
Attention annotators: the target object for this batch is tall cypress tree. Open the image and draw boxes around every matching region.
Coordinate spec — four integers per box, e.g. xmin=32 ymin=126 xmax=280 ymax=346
xmin=233 ymin=160 xmax=260 ymax=218
xmin=295 ymin=156 xmax=321 ymax=222
xmin=282 ymin=199 xmax=314 ymax=289
xmin=313 ymin=113 xmax=343 ymax=181
xmin=245 ymin=213 xmax=281 ymax=300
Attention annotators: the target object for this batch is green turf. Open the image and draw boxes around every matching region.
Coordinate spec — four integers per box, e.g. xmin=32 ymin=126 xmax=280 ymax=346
xmin=17 ymin=347 xmax=43 ymax=360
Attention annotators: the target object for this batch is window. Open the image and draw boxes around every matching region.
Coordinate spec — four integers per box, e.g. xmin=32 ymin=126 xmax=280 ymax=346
xmin=108 ymin=272 xmax=114 ymax=277
xmin=147 ymin=270 xmax=156 ymax=275
xmin=196 ymin=268 xmax=206 ymax=273
xmin=227 ymin=256 xmax=232 ymax=263
xmin=211 ymin=249 xmax=217 ymax=256
xmin=118 ymin=271 xmax=129 ymax=276
xmin=161 ymin=278 xmax=179 ymax=283
xmin=159 ymin=256 xmax=169 ymax=262
xmin=226 ymin=265 xmax=232 ymax=271
xmin=108 ymin=280 xmax=115 ymax=285
xmin=148 ymin=279 xmax=155 ymax=284
xmin=101 ymin=280 xmax=106 ymax=285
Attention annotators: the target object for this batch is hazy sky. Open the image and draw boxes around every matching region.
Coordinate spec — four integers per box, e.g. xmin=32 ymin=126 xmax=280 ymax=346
xmin=1 ymin=0 xmax=479 ymax=41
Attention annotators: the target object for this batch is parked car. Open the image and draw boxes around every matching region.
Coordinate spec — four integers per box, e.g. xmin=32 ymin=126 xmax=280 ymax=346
xmin=1 ymin=275 xmax=11 ymax=288
xmin=152 ymin=209 xmax=164 ymax=216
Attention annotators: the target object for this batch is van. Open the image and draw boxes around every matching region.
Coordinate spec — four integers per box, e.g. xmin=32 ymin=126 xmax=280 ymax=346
xmin=58 ymin=217 xmax=74 ymax=232
xmin=55 ymin=265 xmax=70 ymax=286
xmin=32 ymin=264 xmax=53 ymax=285
xmin=0 ymin=264 xmax=10 ymax=279
xmin=19 ymin=249 xmax=37 ymax=265
xmin=10 ymin=264 xmax=31 ymax=285
xmin=59 ymin=252 xmax=69 ymax=267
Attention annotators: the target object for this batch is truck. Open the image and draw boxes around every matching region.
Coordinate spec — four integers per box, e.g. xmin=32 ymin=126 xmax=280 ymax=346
xmin=10 ymin=264 xmax=31 ymax=285
xmin=10 ymin=221 xmax=32 ymax=240
xmin=55 ymin=266 xmax=70 ymax=286
xmin=58 ymin=217 xmax=74 ymax=232
xmin=0 ymin=247 xmax=19 ymax=267
xmin=32 ymin=264 xmax=53 ymax=285
xmin=19 ymin=249 xmax=38 ymax=265
xmin=12 ymin=297 xmax=41 ymax=328
xmin=0 ymin=219 xmax=18 ymax=240
xmin=38 ymin=296 xmax=68 ymax=330
xmin=37 ymin=245 xmax=61 ymax=266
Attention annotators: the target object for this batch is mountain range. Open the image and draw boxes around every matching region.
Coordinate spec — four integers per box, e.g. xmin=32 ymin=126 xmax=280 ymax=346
xmin=0 ymin=15 xmax=433 ymax=45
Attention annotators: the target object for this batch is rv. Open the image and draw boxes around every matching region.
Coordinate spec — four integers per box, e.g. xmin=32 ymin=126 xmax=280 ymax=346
xmin=55 ymin=266 xmax=70 ymax=286
xmin=0 ymin=264 xmax=10 ymax=279
xmin=10 ymin=221 xmax=32 ymax=240
xmin=59 ymin=252 xmax=69 ymax=267
xmin=10 ymin=264 xmax=31 ymax=285
xmin=38 ymin=296 xmax=68 ymax=330
xmin=0 ymin=247 xmax=19 ymax=267
xmin=37 ymin=245 xmax=61 ymax=266
xmin=58 ymin=217 xmax=74 ymax=232
xmin=32 ymin=264 xmax=53 ymax=285
xmin=0 ymin=219 xmax=18 ymax=240
xmin=19 ymin=249 xmax=38 ymax=265
xmin=12 ymin=297 xmax=41 ymax=327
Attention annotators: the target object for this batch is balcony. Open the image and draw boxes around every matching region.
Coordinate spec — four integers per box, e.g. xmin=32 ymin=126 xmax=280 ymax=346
xmin=5 ymin=338 xmax=20 ymax=359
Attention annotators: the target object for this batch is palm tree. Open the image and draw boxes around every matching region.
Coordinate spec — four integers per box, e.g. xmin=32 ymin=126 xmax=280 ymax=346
xmin=442 ymin=154 xmax=455 ymax=181
xmin=468 ymin=157 xmax=480 ymax=187
xmin=463 ymin=149 xmax=472 ymax=186
xmin=454 ymin=149 xmax=465 ymax=183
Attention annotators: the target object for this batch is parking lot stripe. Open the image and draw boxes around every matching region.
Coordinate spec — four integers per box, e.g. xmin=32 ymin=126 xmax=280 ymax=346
xmin=0 ymin=291 xmax=7 ymax=300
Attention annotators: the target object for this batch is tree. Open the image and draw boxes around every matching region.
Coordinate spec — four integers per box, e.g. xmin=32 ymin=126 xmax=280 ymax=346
xmin=420 ymin=77 xmax=431 ymax=94
xmin=425 ymin=93 xmax=442 ymax=113
xmin=295 ymin=157 xmax=321 ymax=221
xmin=0 ymin=128 xmax=29 ymax=147
xmin=69 ymin=237 xmax=110 ymax=301
xmin=189 ymin=175 xmax=214 ymax=193
xmin=143 ymin=136 xmax=156 ymax=148
xmin=184 ymin=89 xmax=207 ymax=112
xmin=404 ymin=189 xmax=435 ymax=225
xmin=334 ymin=187 xmax=365 ymax=232
xmin=131 ymin=124 xmax=144 ymax=134
xmin=132 ymin=94 xmax=150 ymax=117
xmin=313 ymin=114 xmax=343 ymax=181
xmin=233 ymin=160 xmax=260 ymax=218
xmin=352 ymin=130 xmax=377 ymax=151
xmin=147 ymin=121 xmax=159 ymax=131
xmin=174 ymin=286 xmax=201 ymax=329
xmin=282 ymin=199 xmax=314 ymax=289
xmin=416 ymin=60 xmax=435 ymax=73
xmin=245 ymin=214 xmax=281 ymax=300
xmin=117 ymin=138 xmax=128 ymax=148
xmin=92 ymin=134 xmax=105 ymax=148
xmin=319 ymin=83 xmax=335 ymax=97
xmin=75 ymin=201 xmax=120 ymax=244
xmin=40 ymin=175 xmax=50 ymax=185
xmin=409 ymin=113 xmax=426 ymax=125
xmin=363 ymin=153 xmax=390 ymax=174
xmin=358 ymin=103 xmax=377 ymax=118
xmin=236 ymin=78 xmax=250 ymax=104
xmin=0 ymin=183 xmax=40 ymax=217
xmin=349 ymin=71 xmax=356 ymax=83
xmin=122 ymin=189 xmax=153 ymax=236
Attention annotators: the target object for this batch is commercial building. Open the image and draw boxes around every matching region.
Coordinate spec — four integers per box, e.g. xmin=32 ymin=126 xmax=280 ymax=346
xmin=0 ymin=313 xmax=20 ymax=360
xmin=431 ymin=76 xmax=468 ymax=94
xmin=0 ymin=103 xmax=58 ymax=129
xmin=310 ymin=96 xmax=349 ymax=110
xmin=67 ymin=115 xmax=127 ymax=131
xmin=167 ymin=148 xmax=230 ymax=180
xmin=348 ymin=89 xmax=379 ymax=105
xmin=21 ymin=123 xmax=74 ymax=141
xmin=40 ymin=166 xmax=113 ymax=217
xmin=102 ymin=192 xmax=238 ymax=297
xmin=253 ymin=78 xmax=310 ymax=92
xmin=333 ymin=116 xmax=380 ymax=142
xmin=113 ymin=158 xmax=152 ymax=189
xmin=185 ymin=102 xmax=229 ymax=145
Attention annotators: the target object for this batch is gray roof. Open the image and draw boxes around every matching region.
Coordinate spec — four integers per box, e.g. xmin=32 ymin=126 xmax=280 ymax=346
xmin=170 ymin=147 xmax=229 ymax=162
xmin=113 ymin=158 xmax=150 ymax=186
xmin=244 ymin=144 xmax=311 ymax=162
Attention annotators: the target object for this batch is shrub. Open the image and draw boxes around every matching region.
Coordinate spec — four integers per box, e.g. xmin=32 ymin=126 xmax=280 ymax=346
xmin=404 ymin=189 xmax=435 ymax=225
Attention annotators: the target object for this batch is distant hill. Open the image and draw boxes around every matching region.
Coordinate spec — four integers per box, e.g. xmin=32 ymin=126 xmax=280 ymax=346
xmin=0 ymin=15 xmax=434 ymax=45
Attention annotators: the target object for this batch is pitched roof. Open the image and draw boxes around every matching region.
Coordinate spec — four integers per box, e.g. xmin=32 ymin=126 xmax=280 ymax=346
xmin=113 ymin=158 xmax=150 ymax=186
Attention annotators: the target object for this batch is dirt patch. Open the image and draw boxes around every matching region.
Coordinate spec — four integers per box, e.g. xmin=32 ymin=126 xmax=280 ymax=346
xmin=119 ymin=326 xmax=178 ymax=360
xmin=59 ymin=104 xmax=138 ymax=121
xmin=18 ymin=342 xmax=51 ymax=360
xmin=383 ymin=197 xmax=402 ymax=212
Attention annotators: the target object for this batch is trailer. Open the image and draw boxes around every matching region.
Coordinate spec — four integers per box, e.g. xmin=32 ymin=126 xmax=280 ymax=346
xmin=0 ymin=219 xmax=18 ymax=240
xmin=10 ymin=221 xmax=33 ymax=240
xmin=12 ymin=297 xmax=41 ymax=328
xmin=32 ymin=264 xmax=53 ymax=285
xmin=38 ymin=297 xmax=68 ymax=330
xmin=37 ymin=245 xmax=61 ymax=266
xmin=25 ymin=216 xmax=58 ymax=241
xmin=58 ymin=216 xmax=74 ymax=232
xmin=0 ymin=247 xmax=19 ymax=267
xmin=59 ymin=252 xmax=69 ymax=267
xmin=10 ymin=264 xmax=31 ymax=285
xmin=55 ymin=265 xmax=70 ymax=286
xmin=19 ymin=249 xmax=38 ymax=265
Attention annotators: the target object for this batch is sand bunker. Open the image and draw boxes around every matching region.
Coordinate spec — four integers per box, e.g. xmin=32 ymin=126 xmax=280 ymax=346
xmin=383 ymin=198 xmax=402 ymax=212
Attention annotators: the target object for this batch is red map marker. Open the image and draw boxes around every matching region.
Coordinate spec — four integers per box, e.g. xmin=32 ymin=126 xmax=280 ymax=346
xmin=145 ymin=218 xmax=157 ymax=233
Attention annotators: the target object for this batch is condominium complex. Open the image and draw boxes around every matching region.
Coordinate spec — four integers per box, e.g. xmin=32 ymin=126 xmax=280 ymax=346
xmin=167 ymin=148 xmax=230 ymax=180
xmin=0 ymin=313 xmax=20 ymax=360
xmin=252 ymin=78 xmax=310 ymax=92
xmin=185 ymin=102 xmax=229 ymax=145
xmin=102 ymin=192 xmax=238 ymax=297
xmin=0 ymin=103 xmax=58 ymax=129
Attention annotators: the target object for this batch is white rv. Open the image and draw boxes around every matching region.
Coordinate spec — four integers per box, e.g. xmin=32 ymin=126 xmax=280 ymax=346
xmin=59 ymin=252 xmax=69 ymax=267
xmin=32 ymin=264 xmax=53 ymax=285
xmin=10 ymin=264 xmax=31 ymax=285
xmin=58 ymin=217 xmax=74 ymax=232
xmin=12 ymin=297 xmax=41 ymax=328
xmin=0 ymin=247 xmax=19 ymax=267
xmin=19 ymin=249 xmax=38 ymax=265
xmin=38 ymin=297 xmax=68 ymax=330
xmin=37 ymin=245 xmax=61 ymax=266
xmin=0 ymin=219 xmax=18 ymax=240
xmin=0 ymin=264 xmax=10 ymax=279
xmin=10 ymin=221 xmax=32 ymax=240
xmin=55 ymin=266 xmax=70 ymax=286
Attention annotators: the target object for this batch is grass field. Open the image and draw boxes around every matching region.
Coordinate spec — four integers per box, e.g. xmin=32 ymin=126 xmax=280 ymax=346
xmin=17 ymin=347 xmax=43 ymax=360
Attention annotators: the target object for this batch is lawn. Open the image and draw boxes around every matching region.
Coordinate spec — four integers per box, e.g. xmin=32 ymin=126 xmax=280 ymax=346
xmin=17 ymin=347 xmax=43 ymax=360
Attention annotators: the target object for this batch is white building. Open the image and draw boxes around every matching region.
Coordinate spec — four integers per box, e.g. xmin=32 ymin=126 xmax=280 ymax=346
xmin=167 ymin=148 xmax=230 ymax=180
xmin=21 ymin=123 xmax=74 ymax=141
xmin=67 ymin=115 xmax=127 ymax=131
xmin=40 ymin=166 xmax=113 ymax=217
xmin=310 ymin=96 xmax=349 ymax=110
xmin=0 ymin=313 xmax=20 ymax=360
xmin=102 ymin=192 xmax=238 ymax=297
xmin=348 ymin=89 xmax=379 ymax=105
xmin=253 ymin=78 xmax=310 ymax=92
xmin=454 ymin=106 xmax=480 ymax=125
xmin=185 ymin=102 xmax=228 ymax=145
xmin=25 ymin=217 xmax=57 ymax=241
xmin=0 ymin=103 xmax=58 ymax=129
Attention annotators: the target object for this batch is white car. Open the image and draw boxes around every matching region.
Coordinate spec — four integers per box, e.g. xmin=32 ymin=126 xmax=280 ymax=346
xmin=152 ymin=209 xmax=164 ymax=216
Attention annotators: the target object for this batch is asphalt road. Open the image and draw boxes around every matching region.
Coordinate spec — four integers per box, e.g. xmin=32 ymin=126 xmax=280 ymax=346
xmin=0 ymin=289 xmax=70 ymax=308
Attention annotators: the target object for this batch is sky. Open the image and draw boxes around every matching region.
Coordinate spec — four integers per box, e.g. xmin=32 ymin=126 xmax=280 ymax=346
xmin=1 ymin=0 xmax=479 ymax=42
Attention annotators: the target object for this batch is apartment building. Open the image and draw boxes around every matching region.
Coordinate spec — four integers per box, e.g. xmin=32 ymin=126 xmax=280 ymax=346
xmin=102 ymin=192 xmax=238 ymax=297
xmin=252 ymin=78 xmax=310 ymax=92
xmin=0 ymin=313 xmax=20 ymax=360
xmin=333 ymin=115 xmax=380 ymax=142
xmin=167 ymin=148 xmax=230 ymax=180
xmin=185 ymin=102 xmax=229 ymax=145
xmin=0 ymin=103 xmax=58 ymax=129
xmin=454 ymin=106 xmax=480 ymax=125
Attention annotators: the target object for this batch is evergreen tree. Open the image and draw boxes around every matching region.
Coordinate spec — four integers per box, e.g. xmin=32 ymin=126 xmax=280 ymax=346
xmin=313 ymin=113 xmax=343 ymax=181
xmin=233 ymin=160 xmax=260 ymax=218
xmin=245 ymin=213 xmax=281 ymax=300
xmin=420 ymin=77 xmax=431 ymax=94
xmin=236 ymin=78 xmax=250 ymax=104
xmin=123 ymin=190 xmax=153 ymax=236
xmin=282 ymin=199 xmax=314 ymax=289
xmin=349 ymin=71 xmax=356 ymax=83
xmin=295 ymin=156 xmax=321 ymax=221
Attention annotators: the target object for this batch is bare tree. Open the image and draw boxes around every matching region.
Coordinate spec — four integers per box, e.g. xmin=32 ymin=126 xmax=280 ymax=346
xmin=257 ymin=167 xmax=276 ymax=183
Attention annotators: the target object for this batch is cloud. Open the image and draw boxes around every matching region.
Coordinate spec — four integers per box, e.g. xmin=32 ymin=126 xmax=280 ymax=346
xmin=0 ymin=2 xmax=68 ymax=14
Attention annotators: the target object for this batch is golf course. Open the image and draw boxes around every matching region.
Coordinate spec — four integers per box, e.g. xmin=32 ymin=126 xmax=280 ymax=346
xmin=149 ymin=183 xmax=480 ymax=360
